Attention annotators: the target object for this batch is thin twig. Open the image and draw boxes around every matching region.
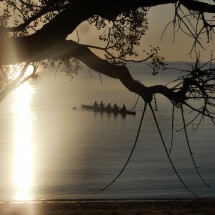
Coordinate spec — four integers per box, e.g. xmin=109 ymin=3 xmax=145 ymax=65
xmin=177 ymin=112 xmax=201 ymax=132
xmin=131 ymin=95 xmax=139 ymax=111
xmin=169 ymin=104 xmax=175 ymax=155
xmin=149 ymin=103 xmax=199 ymax=198
xmin=99 ymin=102 xmax=147 ymax=192
xmin=181 ymin=104 xmax=209 ymax=188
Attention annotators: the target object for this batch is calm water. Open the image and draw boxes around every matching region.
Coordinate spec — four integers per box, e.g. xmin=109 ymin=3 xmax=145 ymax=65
xmin=0 ymin=62 xmax=214 ymax=201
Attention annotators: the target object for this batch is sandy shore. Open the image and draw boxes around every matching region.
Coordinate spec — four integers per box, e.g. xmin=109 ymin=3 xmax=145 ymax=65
xmin=1 ymin=199 xmax=215 ymax=215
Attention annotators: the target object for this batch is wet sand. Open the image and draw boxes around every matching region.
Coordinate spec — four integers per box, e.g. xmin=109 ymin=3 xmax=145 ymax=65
xmin=1 ymin=199 xmax=215 ymax=215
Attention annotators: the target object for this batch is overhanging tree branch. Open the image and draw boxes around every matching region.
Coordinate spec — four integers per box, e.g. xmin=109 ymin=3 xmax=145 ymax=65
xmin=0 ymin=0 xmax=215 ymax=198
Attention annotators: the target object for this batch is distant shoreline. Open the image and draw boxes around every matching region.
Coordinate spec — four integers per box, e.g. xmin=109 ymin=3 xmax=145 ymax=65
xmin=2 ymin=197 xmax=215 ymax=203
xmin=1 ymin=199 xmax=215 ymax=215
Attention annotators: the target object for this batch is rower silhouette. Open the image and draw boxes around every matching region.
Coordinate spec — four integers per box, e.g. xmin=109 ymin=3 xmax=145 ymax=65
xmin=100 ymin=101 xmax=105 ymax=111
xmin=120 ymin=104 xmax=127 ymax=114
xmin=113 ymin=103 xmax=119 ymax=113
xmin=106 ymin=103 xmax=112 ymax=113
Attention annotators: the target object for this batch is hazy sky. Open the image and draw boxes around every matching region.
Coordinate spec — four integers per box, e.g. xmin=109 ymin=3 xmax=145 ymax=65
xmin=145 ymin=4 xmax=215 ymax=62
xmin=74 ymin=4 xmax=215 ymax=62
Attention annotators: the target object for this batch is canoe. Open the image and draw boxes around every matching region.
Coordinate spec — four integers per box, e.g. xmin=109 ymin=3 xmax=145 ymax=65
xmin=81 ymin=104 xmax=136 ymax=115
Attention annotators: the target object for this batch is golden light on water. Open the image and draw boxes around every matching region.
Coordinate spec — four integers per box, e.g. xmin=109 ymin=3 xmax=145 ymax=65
xmin=25 ymin=65 xmax=34 ymax=76
xmin=13 ymin=64 xmax=34 ymax=80
xmin=12 ymin=82 xmax=35 ymax=201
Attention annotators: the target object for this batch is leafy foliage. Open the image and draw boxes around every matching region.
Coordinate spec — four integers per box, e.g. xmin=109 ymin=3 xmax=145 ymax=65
xmin=0 ymin=0 xmax=68 ymax=37
xmin=88 ymin=7 xmax=167 ymax=74
xmin=89 ymin=8 xmax=149 ymax=59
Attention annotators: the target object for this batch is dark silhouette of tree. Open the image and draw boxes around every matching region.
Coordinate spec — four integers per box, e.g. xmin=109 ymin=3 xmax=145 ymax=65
xmin=0 ymin=0 xmax=215 ymax=197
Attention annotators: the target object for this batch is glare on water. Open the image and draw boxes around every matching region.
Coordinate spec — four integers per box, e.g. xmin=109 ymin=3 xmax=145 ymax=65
xmin=11 ymin=82 xmax=35 ymax=201
xmin=0 ymin=62 xmax=213 ymax=201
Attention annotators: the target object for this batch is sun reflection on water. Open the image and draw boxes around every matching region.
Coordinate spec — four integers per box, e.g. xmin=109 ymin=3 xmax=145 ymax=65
xmin=12 ymin=82 xmax=35 ymax=201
